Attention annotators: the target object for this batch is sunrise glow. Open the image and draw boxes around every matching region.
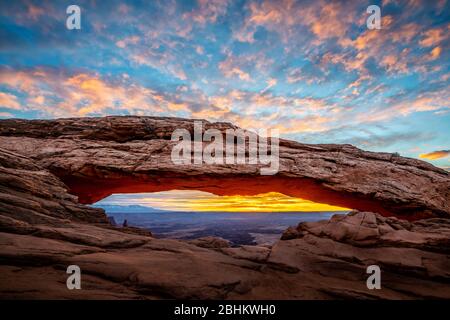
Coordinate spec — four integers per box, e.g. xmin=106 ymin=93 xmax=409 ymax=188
xmin=97 ymin=190 xmax=350 ymax=212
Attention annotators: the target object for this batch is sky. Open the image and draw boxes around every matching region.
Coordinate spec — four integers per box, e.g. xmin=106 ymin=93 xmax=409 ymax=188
xmin=95 ymin=191 xmax=350 ymax=212
xmin=0 ymin=0 xmax=449 ymax=211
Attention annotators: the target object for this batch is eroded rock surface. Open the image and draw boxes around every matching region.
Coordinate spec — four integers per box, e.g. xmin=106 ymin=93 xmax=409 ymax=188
xmin=0 ymin=116 xmax=449 ymax=220
xmin=0 ymin=147 xmax=107 ymax=226
xmin=0 ymin=145 xmax=449 ymax=299
xmin=189 ymin=236 xmax=231 ymax=249
xmin=272 ymin=211 xmax=450 ymax=298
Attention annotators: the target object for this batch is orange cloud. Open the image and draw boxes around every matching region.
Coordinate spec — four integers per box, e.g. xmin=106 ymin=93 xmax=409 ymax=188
xmin=328 ymin=18 xmax=421 ymax=75
xmin=167 ymin=102 xmax=188 ymax=111
xmin=0 ymin=70 xmax=40 ymax=93
xmin=309 ymin=2 xmax=353 ymax=41
xmin=390 ymin=23 xmax=421 ymax=43
xmin=0 ymin=69 xmax=186 ymax=117
xmin=219 ymin=55 xmax=252 ymax=81
xmin=26 ymin=4 xmax=45 ymax=21
xmin=230 ymin=68 xmax=251 ymax=81
xmin=0 ymin=92 xmax=21 ymax=110
xmin=429 ymin=46 xmax=442 ymax=60
xmin=234 ymin=0 xmax=362 ymax=45
xmin=419 ymin=26 xmax=448 ymax=47
xmin=419 ymin=150 xmax=450 ymax=160
xmin=380 ymin=50 xmax=410 ymax=74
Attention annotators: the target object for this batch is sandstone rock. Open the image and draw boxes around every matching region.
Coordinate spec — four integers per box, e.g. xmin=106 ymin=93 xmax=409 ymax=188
xmin=107 ymin=216 xmax=117 ymax=226
xmin=280 ymin=226 xmax=300 ymax=240
xmin=0 ymin=116 xmax=449 ymax=220
xmin=271 ymin=211 xmax=450 ymax=298
xmin=189 ymin=236 xmax=231 ymax=249
xmin=221 ymin=245 xmax=271 ymax=262
xmin=0 ymin=147 xmax=107 ymax=225
xmin=1 ymin=117 xmax=450 ymax=300
xmin=2 ymin=210 xmax=449 ymax=299
xmin=281 ymin=210 xmax=450 ymax=250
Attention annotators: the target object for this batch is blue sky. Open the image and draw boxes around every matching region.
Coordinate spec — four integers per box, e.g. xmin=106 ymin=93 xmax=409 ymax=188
xmin=0 ymin=0 xmax=449 ymax=169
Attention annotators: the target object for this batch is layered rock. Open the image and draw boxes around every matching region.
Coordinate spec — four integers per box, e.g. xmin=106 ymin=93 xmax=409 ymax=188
xmin=0 ymin=147 xmax=107 ymax=226
xmin=1 ymin=175 xmax=449 ymax=299
xmin=273 ymin=211 xmax=450 ymax=298
xmin=0 ymin=116 xmax=449 ymax=220
xmin=0 ymin=116 xmax=449 ymax=299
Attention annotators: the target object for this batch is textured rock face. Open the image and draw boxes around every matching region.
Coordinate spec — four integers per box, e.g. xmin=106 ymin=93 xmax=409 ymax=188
xmin=278 ymin=210 xmax=450 ymax=275
xmin=0 ymin=147 xmax=107 ymax=226
xmin=0 ymin=116 xmax=449 ymax=220
xmin=269 ymin=211 xmax=450 ymax=299
xmin=0 ymin=147 xmax=449 ymax=299
xmin=0 ymin=116 xmax=450 ymax=300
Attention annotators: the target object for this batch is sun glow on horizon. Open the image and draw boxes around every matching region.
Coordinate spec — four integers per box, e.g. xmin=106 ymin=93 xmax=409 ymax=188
xmin=97 ymin=190 xmax=350 ymax=212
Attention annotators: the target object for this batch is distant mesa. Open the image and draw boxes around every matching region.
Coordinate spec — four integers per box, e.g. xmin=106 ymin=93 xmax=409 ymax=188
xmin=92 ymin=204 xmax=168 ymax=213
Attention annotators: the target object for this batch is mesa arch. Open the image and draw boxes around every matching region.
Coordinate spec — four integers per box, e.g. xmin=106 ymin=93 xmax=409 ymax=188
xmin=0 ymin=116 xmax=449 ymax=220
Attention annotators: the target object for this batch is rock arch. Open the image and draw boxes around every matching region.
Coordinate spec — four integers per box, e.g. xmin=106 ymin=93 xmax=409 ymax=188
xmin=0 ymin=116 xmax=449 ymax=220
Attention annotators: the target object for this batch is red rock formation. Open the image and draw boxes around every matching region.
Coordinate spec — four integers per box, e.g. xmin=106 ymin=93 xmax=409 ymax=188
xmin=0 ymin=132 xmax=449 ymax=299
xmin=0 ymin=116 xmax=449 ymax=220
xmin=0 ymin=147 xmax=107 ymax=225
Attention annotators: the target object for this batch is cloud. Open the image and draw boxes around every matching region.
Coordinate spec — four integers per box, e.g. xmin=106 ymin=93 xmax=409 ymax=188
xmin=286 ymin=66 xmax=325 ymax=85
xmin=130 ymin=51 xmax=187 ymax=81
xmin=429 ymin=46 xmax=442 ymax=60
xmin=218 ymin=53 xmax=264 ymax=82
xmin=195 ymin=46 xmax=205 ymax=55
xmin=322 ymin=17 xmax=423 ymax=75
xmin=183 ymin=0 xmax=230 ymax=25
xmin=419 ymin=150 xmax=450 ymax=160
xmin=0 ymin=111 xmax=13 ymax=117
xmin=227 ymin=67 xmax=251 ymax=81
xmin=1 ymin=0 xmax=449 ymax=164
xmin=419 ymin=25 xmax=449 ymax=47
xmin=0 ymin=92 xmax=21 ymax=110
xmin=115 ymin=36 xmax=140 ymax=48
xmin=0 ymin=68 xmax=193 ymax=117
xmin=338 ymin=130 xmax=434 ymax=149
xmin=380 ymin=51 xmax=410 ymax=74
xmin=233 ymin=0 xmax=358 ymax=44
xmin=26 ymin=4 xmax=45 ymax=21
xmin=356 ymin=88 xmax=450 ymax=123
xmin=308 ymin=2 xmax=356 ymax=42
xmin=260 ymin=78 xmax=277 ymax=92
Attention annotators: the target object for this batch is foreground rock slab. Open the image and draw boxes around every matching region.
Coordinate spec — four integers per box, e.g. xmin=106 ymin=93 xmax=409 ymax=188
xmin=1 ymin=211 xmax=449 ymax=299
